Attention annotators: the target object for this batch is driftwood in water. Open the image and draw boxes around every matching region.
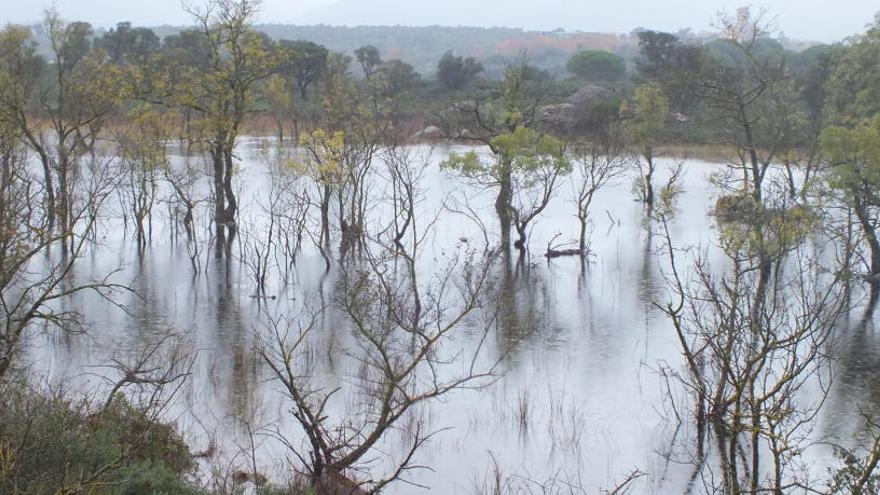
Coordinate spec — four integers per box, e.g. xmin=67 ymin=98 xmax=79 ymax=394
xmin=544 ymin=233 xmax=585 ymax=258
xmin=545 ymin=247 xmax=584 ymax=258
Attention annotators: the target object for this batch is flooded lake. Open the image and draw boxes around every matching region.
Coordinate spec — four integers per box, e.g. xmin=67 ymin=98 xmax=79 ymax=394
xmin=24 ymin=140 xmax=879 ymax=494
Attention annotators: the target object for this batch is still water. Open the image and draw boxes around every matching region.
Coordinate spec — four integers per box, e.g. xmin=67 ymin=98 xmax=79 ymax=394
xmin=25 ymin=141 xmax=877 ymax=493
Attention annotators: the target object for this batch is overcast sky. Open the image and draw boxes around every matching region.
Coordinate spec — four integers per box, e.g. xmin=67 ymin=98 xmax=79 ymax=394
xmin=2 ymin=0 xmax=877 ymax=42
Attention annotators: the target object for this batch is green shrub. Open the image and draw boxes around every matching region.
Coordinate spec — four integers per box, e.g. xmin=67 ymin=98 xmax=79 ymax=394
xmin=0 ymin=384 xmax=205 ymax=495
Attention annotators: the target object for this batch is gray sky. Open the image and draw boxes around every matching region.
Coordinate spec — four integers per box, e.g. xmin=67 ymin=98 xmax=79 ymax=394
xmin=2 ymin=0 xmax=877 ymax=41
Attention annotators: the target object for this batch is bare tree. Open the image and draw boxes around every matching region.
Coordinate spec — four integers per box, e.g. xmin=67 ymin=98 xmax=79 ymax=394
xmin=238 ymin=187 xmax=278 ymax=297
xmin=379 ymin=143 xmax=433 ymax=251
xmin=257 ymin=208 xmax=502 ymax=492
xmin=0 ymin=123 xmax=124 ymax=380
xmin=693 ymin=8 xmax=795 ymax=205
xmin=98 ymin=328 xmax=196 ymax=416
xmin=114 ymin=108 xmax=169 ymax=248
xmin=570 ymin=137 xmax=629 ymax=256
xmin=163 ymin=157 xmax=207 ymax=273
xmin=261 ymin=145 xmax=311 ymax=285
xmin=826 ymin=412 xmax=880 ymax=495
xmin=237 ymin=144 xmax=313 ymax=294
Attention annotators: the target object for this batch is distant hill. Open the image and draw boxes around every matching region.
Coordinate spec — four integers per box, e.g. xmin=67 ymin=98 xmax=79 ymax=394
xmin=255 ymin=24 xmax=638 ymax=76
xmin=295 ymin=0 xmax=581 ymax=30
xmin=296 ymin=0 xmax=861 ymax=43
xmin=24 ymin=21 xmax=818 ymax=80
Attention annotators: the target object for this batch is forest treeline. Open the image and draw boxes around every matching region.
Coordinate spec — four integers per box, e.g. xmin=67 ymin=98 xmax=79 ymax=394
xmin=4 ymin=0 xmax=880 ymax=493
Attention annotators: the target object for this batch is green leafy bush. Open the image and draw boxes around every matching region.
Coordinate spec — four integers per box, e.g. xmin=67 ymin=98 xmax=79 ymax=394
xmin=0 ymin=384 xmax=203 ymax=495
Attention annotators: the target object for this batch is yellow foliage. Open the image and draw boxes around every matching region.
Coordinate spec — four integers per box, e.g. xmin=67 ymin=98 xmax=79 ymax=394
xmin=292 ymin=128 xmax=347 ymax=185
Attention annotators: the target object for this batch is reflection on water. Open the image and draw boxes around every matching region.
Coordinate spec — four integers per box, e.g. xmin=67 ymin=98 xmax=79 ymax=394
xmin=24 ymin=143 xmax=880 ymax=493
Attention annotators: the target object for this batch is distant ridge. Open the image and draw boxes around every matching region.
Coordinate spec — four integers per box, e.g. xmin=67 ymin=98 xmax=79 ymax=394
xmin=25 ymin=21 xmax=819 ymax=78
xmin=254 ymin=24 xmax=637 ymax=75
xmin=295 ymin=0 xmax=613 ymax=31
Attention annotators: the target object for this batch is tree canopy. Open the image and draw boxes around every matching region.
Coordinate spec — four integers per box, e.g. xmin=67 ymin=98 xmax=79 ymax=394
xmin=566 ymin=50 xmax=626 ymax=81
xmin=437 ymin=50 xmax=483 ymax=90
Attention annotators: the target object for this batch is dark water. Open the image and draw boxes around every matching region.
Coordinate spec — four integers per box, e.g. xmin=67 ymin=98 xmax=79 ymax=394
xmin=25 ymin=141 xmax=880 ymax=493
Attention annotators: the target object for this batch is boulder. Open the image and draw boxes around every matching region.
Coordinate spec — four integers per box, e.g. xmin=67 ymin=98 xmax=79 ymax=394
xmin=458 ymin=128 xmax=477 ymax=139
xmin=566 ymin=84 xmax=616 ymax=108
xmin=538 ymin=103 xmax=578 ymax=130
xmin=414 ymin=125 xmax=445 ymax=140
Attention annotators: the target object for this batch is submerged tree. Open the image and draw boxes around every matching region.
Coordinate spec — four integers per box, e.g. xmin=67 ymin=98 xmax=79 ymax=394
xmin=443 ymin=59 xmax=553 ymax=251
xmin=571 ymin=134 xmax=628 ymax=256
xmin=380 ymin=143 xmax=432 ymax=252
xmin=294 ymin=128 xmax=346 ymax=252
xmin=655 ymin=187 xmax=846 ymax=493
xmin=319 ymin=52 xmax=386 ymax=258
xmin=0 ymin=15 xmax=123 ymax=238
xmin=175 ymin=0 xmax=275 ymax=257
xmin=0 ymin=118 xmax=122 ymax=379
xmin=0 ymin=25 xmax=45 ymax=211
xmin=444 ymin=126 xmax=570 ymax=252
xmin=258 ymin=214 xmax=501 ymax=493
xmin=115 ymin=105 xmax=174 ymax=247
xmin=622 ymin=83 xmax=669 ymax=211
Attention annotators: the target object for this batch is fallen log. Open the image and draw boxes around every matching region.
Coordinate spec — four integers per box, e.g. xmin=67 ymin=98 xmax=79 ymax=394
xmin=545 ymin=248 xmax=584 ymax=258
xmin=544 ymin=233 xmax=586 ymax=259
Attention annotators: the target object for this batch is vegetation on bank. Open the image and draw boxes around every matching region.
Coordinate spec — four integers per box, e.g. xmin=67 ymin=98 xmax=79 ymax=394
xmin=0 ymin=381 xmax=318 ymax=493
xmin=0 ymin=386 xmax=199 ymax=494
